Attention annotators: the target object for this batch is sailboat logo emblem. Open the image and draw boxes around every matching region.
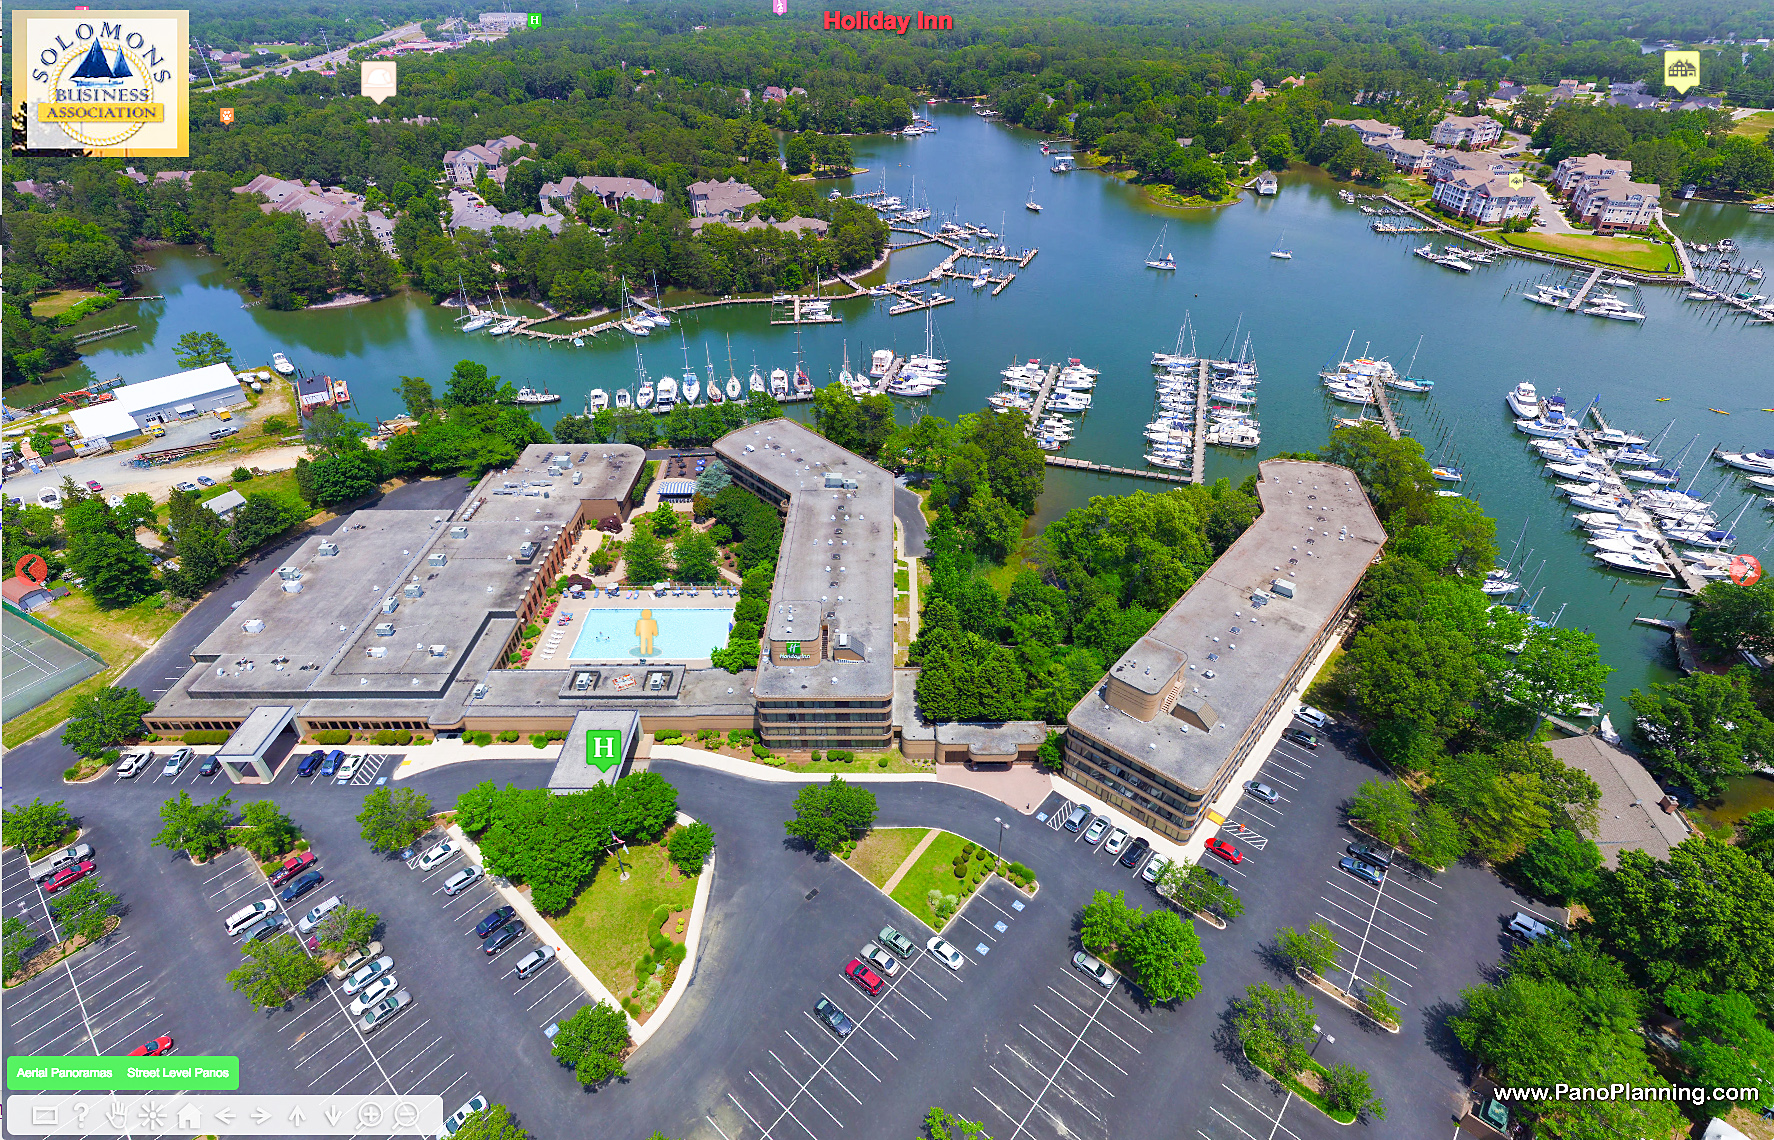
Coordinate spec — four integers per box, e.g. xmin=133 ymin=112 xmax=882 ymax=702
xmin=69 ymin=38 xmax=135 ymax=87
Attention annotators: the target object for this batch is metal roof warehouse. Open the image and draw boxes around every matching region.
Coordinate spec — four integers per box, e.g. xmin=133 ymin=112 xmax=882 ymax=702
xmin=69 ymin=363 xmax=248 ymax=441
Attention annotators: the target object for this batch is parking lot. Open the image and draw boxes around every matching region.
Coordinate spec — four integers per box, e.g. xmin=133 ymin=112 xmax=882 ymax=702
xmin=107 ymin=748 xmax=402 ymax=789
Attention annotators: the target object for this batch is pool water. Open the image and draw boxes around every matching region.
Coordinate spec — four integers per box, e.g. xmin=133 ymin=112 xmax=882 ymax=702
xmin=568 ymin=607 xmax=734 ymax=660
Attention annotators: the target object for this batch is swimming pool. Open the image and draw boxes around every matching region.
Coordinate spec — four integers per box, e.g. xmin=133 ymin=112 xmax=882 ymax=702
xmin=568 ymin=607 xmax=734 ymax=660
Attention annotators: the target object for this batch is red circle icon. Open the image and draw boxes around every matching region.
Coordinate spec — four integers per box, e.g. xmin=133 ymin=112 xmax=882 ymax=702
xmin=15 ymin=553 xmax=49 ymax=585
xmin=1731 ymin=555 xmax=1763 ymax=586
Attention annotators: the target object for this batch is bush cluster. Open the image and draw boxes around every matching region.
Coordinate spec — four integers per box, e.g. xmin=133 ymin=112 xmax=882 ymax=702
xmin=311 ymin=729 xmax=351 ymax=745
xmin=371 ymin=729 xmax=413 ymax=746
xmin=182 ymin=729 xmax=232 ymax=745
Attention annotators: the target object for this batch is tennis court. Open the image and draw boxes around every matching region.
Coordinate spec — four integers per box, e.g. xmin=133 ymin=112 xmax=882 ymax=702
xmin=2 ymin=607 xmax=105 ymax=721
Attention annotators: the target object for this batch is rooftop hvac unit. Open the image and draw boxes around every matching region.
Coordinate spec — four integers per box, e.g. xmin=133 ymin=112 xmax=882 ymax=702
xmin=1271 ymin=579 xmax=1297 ymax=599
xmin=381 ymin=597 xmax=398 ymax=615
xmin=473 ymin=683 xmax=489 ymax=699
xmin=242 ymin=618 xmax=265 ymax=633
xmin=429 ymin=645 xmax=447 ymax=657
xmin=278 ymin=565 xmax=301 ymax=581
xmin=572 ymin=471 xmax=583 ymax=485
xmin=517 ymin=542 xmax=538 ymax=563
xmin=366 ymin=646 xmax=388 ymax=658
xmin=317 ymin=541 xmax=340 ymax=556
xmin=403 ymin=583 xmax=424 ymax=598
xmin=450 ymin=525 xmax=468 ymax=539
xmin=374 ymin=622 xmax=396 ymax=636
xmin=281 ymin=580 xmax=303 ymax=594
xmin=428 ymin=552 xmax=447 ymax=568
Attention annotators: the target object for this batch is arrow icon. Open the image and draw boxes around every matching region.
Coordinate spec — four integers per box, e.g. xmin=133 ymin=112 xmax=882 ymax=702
xmin=214 ymin=1109 xmax=236 ymax=1126
xmin=289 ymin=1106 xmax=306 ymax=1126
xmin=325 ymin=1106 xmax=344 ymax=1125
xmin=251 ymin=1107 xmax=272 ymax=1124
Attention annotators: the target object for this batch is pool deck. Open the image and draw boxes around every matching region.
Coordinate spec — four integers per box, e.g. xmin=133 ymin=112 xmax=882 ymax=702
xmin=534 ymin=592 xmax=737 ymax=668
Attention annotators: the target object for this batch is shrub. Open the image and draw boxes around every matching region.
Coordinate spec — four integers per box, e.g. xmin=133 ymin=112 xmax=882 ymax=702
xmin=809 ymin=750 xmax=823 ymax=761
xmin=231 ymin=467 xmax=253 ymax=482
xmin=1008 ymin=861 xmax=1033 ymax=881
xmin=751 ymin=742 xmax=772 ymax=759
xmin=496 ymin=730 xmax=520 ymax=743
xmin=666 ymin=821 xmax=715 ymax=874
xmin=371 ymin=729 xmax=413 ymax=746
xmin=468 ymin=731 xmax=493 ymax=747
xmin=961 ymin=842 xmax=977 ymax=857
xmin=530 ymin=734 xmax=549 ymax=748
xmin=182 ymin=729 xmax=232 ymax=744
xmin=546 ymin=729 xmax=566 ymax=741
xmin=877 ymin=757 xmax=889 ymax=768
xmin=665 ymin=942 xmax=687 ymax=965
xmin=647 ymin=929 xmax=670 ymax=953
xmin=311 ymin=730 xmax=350 ymax=745
xmin=508 ymin=652 xmax=523 ymax=664
xmin=726 ymin=729 xmax=755 ymax=746
xmin=655 ymin=728 xmax=683 ymax=744
xmin=828 ymin=749 xmax=855 ymax=763
xmin=63 ymin=766 xmax=80 ymax=780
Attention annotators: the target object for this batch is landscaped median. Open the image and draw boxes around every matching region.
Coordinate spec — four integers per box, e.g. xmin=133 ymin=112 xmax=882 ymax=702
xmin=878 ymin=829 xmax=1035 ymax=928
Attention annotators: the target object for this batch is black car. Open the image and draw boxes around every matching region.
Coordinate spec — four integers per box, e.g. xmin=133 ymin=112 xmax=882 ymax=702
xmin=279 ymin=870 xmax=324 ymax=902
xmin=297 ymin=750 xmax=326 ymax=777
xmin=199 ymin=755 xmax=221 ymax=778
xmin=483 ymin=919 xmax=526 ymax=956
xmin=1118 ymin=836 xmax=1150 ymax=869
xmin=814 ymin=997 xmax=854 ymax=1038
xmin=1346 ymin=840 xmax=1395 ymax=868
xmin=1283 ymin=729 xmax=1319 ymax=749
xmin=475 ymin=906 xmax=516 ymax=938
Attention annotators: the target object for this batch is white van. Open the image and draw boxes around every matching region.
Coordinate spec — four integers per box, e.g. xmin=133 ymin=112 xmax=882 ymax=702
xmin=297 ymin=895 xmax=343 ymax=933
xmin=225 ymin=898 xmax=278 ymax=936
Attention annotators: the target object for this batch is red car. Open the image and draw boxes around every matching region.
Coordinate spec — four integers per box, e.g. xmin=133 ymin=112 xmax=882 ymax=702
xmin=844 ymin=958 xmax=884 ymax=996
xmin=127 ymin=1035 xmax=174 ymax=1057
xmin=43 ymin=860 xmax=95 ymax=893
xmin=85 ymin=479 xmax=104 ymax=492
xmin=268 ymin=850 xmax=316 ymax=887
xmin=1204 ymin=838 xmax=1243 ymax=865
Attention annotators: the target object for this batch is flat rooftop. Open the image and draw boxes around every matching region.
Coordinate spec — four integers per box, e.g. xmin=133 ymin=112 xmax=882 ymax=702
xmin=1067 ymin=461 xmax=1385 ymax=792
xmin=713 ymin=420 xmax=896 ymax=702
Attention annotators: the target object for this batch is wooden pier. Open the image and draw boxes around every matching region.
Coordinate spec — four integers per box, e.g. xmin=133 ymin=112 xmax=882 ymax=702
xmin=1026 ymin=363 xmax=1063 ymax=426
xmin=1044 ymin=455 xmax=1192 ymax=484
xmin=991 ymin=273 xmax=1016 ymax=296
xmin=1190 ymin=360 xmax=1209 ymax=484
xmin=1371 ymin=375 xmax=1402 ymax=439
xmin=1572 ymin=409 xmax=1709 ymax=594
xmin=73 ymin=323 xmax=137 ymax=345
xmin=769 ymin=295 xmax=844 ymax=326
xmin=1566 ymin=267 xmax=1605 ymax=312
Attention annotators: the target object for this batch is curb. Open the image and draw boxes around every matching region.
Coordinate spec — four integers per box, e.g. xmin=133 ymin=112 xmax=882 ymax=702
xmin=649 ymin=744 xmax=939 ymax=784
xmin=631 ymin=811 xmax=714 ymax=1053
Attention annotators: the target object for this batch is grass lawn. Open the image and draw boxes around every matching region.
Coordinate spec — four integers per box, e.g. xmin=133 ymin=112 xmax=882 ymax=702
xmin=553 ymin=840 xmax=697 ymax=1002
xmin=1497 ymin=232 xmax=1680 ymax=273
xmin=845 ymin=827 xmax=932 ymax=888
xmin=1728 ymin=111 xmax=1774 ymax=140
xmin=33 ymin=290 xmax=104 ymax=319
xmin=771 ymin=749 xmax=924 ymax=775
xmin=889 ymin=830 xmax=986 ymax=926
xmin=1301 ymin=646 xmax=1347 ymax=715
xmin=1 ymin=593 xmax=182 ymax=749
xmin=1242 ymin=1044 xmax=1358 ymax=1124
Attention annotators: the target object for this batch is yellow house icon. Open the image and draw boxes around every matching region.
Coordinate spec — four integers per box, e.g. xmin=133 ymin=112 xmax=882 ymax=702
xmin=1664 ymin=51 xmax=1701 ymax=93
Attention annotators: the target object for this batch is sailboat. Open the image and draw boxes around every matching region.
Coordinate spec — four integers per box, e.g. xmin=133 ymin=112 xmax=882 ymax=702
xmin=1025 ymin=179 xmax=1042 ymax=213
xmin=1385 ymin=335 xmax=1434 ymax=392
xmin=705 ymin=344 xmax=725 ymax=404
xmin=793 ymin=329 xmax=813 ymax=396
xmin=1270 ymin=232 xmax=1293 ymax=260
xmin=70 ymin=38 xmax=132 ymax=86
xmin=679 ymin=333 xmax=700 ymax=405
xmin=749 ymin=354 xmax=766 ymax=395
xmin=455 ymin=272 xmax=491 ymax=332
xmin=1145 ymin=224 xmax=1177 ymax=271
xmin=838 ymin=342 xmax=855 ymax=392
xmin=725 ymin=336 xmax=742 ymax=401
xmin=633 ymin=341 xmax=654 ymax=410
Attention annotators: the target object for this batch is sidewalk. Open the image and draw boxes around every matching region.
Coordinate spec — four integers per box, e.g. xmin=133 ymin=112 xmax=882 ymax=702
xmin=394 ymin=739 xmax=563 ymax=779
xmin=879 ymin=828 xmax=939 ymax=895
xmin=649 ymin=744 xmax=939 ymax=784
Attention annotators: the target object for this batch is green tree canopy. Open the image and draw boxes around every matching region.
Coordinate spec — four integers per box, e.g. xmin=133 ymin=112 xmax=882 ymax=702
xmin=151 ymin=791 xmax=235 ymax=862
xmin=1626 ymin=667 xmax=1774 ymax=798
xmin=783 ymin=776 xmax=877 ymax=854
xmin=357 ymin=787 xmax=434 ymax=853
xmin=172 ymin=330 xmax=233 ymax=369
xmin=551 ymin=1001 xmax=631 ymax=1086
xmin=60 ymin=687 xmax=152 ymax=758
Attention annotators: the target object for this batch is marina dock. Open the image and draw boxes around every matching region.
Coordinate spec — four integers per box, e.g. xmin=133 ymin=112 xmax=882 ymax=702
xmin=1566 ymin=267 xmax=1605 ymax=312
xmin=1370 ymin=376 xmax=1402 ymax=439
xmin=1576 ymin=403 xmax=1708 ymax=594
xmin=1044 ymin=456 xmax=1192 ymax=484
xmin=1025 ymin=363 xmax=1063 ymax=425
xmin=1191 ymin=360 xmax=1209 ymax=484
xmin=73 ymin=323 xmax=137 ymax=345
xmin=769 ymin=295 xmax=845 ymax=325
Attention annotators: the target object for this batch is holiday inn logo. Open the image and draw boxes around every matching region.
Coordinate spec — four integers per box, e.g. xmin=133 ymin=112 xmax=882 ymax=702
xmin=12 ymin=9 xmax=188 ymax=155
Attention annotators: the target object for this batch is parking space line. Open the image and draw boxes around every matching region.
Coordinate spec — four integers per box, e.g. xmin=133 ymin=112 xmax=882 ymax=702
xmin=1315 ymin=892 xmax=1425 ymax=951
xmin=850 ymin=1021 xmax=900 ymax=1062
xmin=524 ymin=976 xmax=575 ymax=1010
xmin=1024 ymin=1012 xmax=1127 ymax=1079
xmin=402 ymin=1052 xmax=455 ymax=1094
xmin=747 ymin=1072 xmax=824 ymax=1139
xmin=316 ymin=1052 xmax=379 ymax=1091
xmin=1310 ymin=911 xmax=1420 ymax=979
xmin=884 ymin=983 xmax=929 ymax=1020
xmin=987 ymin=1066 xmax=1062 ymax=1131
xmin=1041 ymin=986 xmax=1144 ymax=1053
xmin=1321 ymin=881 xmax=1431 ymax=938
xmin=776 ymin=1043 xmax=861 ymax=1110
xmin=727 ymin=1091 xmax=778 ymax=1140
xmin=282 ymin=1000 xmax=341 ymax=1037
xmin=1382 ymin=874 xmax=1444 ymax=907
xmin=1005 ymin=987 xmax=1117 ymax=1140
xmin=705 ymin=1115 xmax=737 ymax=1140
xmin=1218 ymin=1083 xmax=1306 ymax=1140
xmin=95 ymin=1009 xmax=166 ymax=1053
xmin=298 ymin=1023 xmax=361 ymax=1066
xmin=1003 ymin=1048 xmax=1102 ymax=1120
xmin=896 ymin=964 xmax=949 ymax=1001
xmin=382 ymin=1035 xmax=445 ymax=1083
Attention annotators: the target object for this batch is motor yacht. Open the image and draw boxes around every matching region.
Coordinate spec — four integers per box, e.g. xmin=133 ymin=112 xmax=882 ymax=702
xmin=770 ymin=369 xmax=789 ymax=398
xmin=272 ymin=352 xmax=295 ymax=374
xmin=588 ymin=389 xmax=609 ymax=412
xmin=615 ymin=389 xmax=632 ymax=410
xmin=654 ymin=376 xmax=678 ymax=412
xmin=1506 ymin=382 xmax=1541 ymax=419
xmin=1716 ymin=449 xmax=1774 ymax=475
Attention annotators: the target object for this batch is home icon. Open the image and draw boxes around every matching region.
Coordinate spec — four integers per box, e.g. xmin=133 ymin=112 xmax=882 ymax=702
xmin=176 ymin=1104 xmax=203 ymax=1130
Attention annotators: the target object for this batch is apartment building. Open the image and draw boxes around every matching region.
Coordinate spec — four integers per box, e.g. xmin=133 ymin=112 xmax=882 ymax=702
xmin=1430 ymin=114 xmax=1503 ymax=148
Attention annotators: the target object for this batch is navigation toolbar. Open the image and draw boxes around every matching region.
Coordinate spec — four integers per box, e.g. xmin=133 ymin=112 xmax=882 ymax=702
xmin=5 ymin=1094 xmax=443 ymax=1135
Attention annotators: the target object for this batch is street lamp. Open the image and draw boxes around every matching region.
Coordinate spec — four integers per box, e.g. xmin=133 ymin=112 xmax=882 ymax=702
xmin=993 ymin=816 xmax=1008 ymax=863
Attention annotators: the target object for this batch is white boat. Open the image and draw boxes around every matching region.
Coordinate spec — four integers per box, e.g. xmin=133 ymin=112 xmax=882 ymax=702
xmin=588 ymin=389 xmax=609 ymax=412
xmin=271 ymin=352 xmax=295 ymax=374
xmin=770 ymin=368 xmax=789 ymax=398
xmin=1523 ymin=289 xmax=1564 ymax=307
xmin=1270 ymin=232 xmax=1292 ymax=259
xmin=1146 ymin=224 xmax=1177 ymax=270
xmin=749 ymin=363 xmax=765 ymax=395
xmin=623 ymin=319 xmax=650 ymax=336
xmin=1583 ymin=305 xmax=1645 ymax=321
xmin=1440 ymin=255 xmax=1474 ymax=272
xmin=1506 ymin=382 xmax=1541 ymax=419
xmin=1593 ymin=426 xmax=1650 ymax=446
xmin=1594 ymin=550 xmax=1674 ymax=577
xmin=1667 ymin=528 xmax=1736 ymax=550
xmin=489 ymin=317 xmax=522 ymax=336
xmin=682 ymin=374 xmax=700 ymax=405
xmin=655 ymin=375 xmax=678 ymax=412
xmin=1717 ymin=449 xmax=1774 ymax=475
xmin=572 ymin=337 xmax=584 ymax=347
xmin=637 ymin=382 xmax=654 ymax=409
xmin=1207 ymin=423 xmax=1261 ymax=448
xmin=615 ymin=389 xmax=632 ymax=410
xmin=794 ymin=365 xmax=812 ymax=396
xmin=1516 ymin=417 xmax=1576 ymax=439
xmin=838 ymin=343 xmax=855 ymax=391
xmin=869 ymin=349 xmax=895 ymax=378
xmin=1432 ymin=466 xmax=1463 ymax=483
xmin=461 ymin=314 xmax=492 ymax=332
xmin=1025 ymin=179 xmax=1041 ymax=213
xmin=513 ymin=387 xmax=561 ymax=404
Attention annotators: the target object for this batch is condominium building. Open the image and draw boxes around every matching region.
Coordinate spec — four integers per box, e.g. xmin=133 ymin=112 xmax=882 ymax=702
xmin=1322 ymin=117 xmax=1405 ymax=146
xmin=1430 ymin=114 xmax=1503 ymax=148
xmin=1432 ymin=172 xmax=1538 ymax=223
xmin=1571 ymin=176 xmax=1661 ymax=233
xmin=1372 ymin=138 xmax=1444 ymax=174
xmin=1062 ymin=461 xmax=1385 ymax=842
xmin=1552 ymin=153 xmax=1634 ymax=197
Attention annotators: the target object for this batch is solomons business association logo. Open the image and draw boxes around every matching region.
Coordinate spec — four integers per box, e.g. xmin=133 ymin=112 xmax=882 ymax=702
xmin=11 ymin=10 xmax=189 ymax=155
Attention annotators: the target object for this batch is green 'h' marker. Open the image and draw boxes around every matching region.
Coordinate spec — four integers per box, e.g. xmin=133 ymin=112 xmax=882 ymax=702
xmin=587 ymin=729 xmax=622 ymax=772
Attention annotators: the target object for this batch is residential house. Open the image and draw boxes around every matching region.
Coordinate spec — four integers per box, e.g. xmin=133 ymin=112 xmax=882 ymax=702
xmin=208 ymin=49 xmax=248 ymax=64
xmin=1552 ymin=153 xmax=1633 ymax=197
xmin=1608 ymin=92 xmax=1659 ymax=110
xmin=688 ymin=178 xmax=765 ymax=219
xmin=231 ymin=175 xmax=398 ymax=253
xmin=1543 ymin=734 xmax=1689 ymax=866
xmin=537 ymin=176 xmax=663 ymax=217
xmin=1281 ymin=75 xmax=1305 ymax=88
xmin=1248 ymin=79 xmax=1267 ymax=100
xmin=12 ymin=180 xmax=51 ymax=199
xmin=441 ymin=135 xmax=530 ymax=186
xmin=1323 ymin=118 xmax=1404 ymax=146
xmin=1430 ymin=113 xmax=1503 ymax=148
xmin=1432 ymin=171 xmax=1537 ymax=223
xmin=1493 ymin=81 xmax=1527 ymax=103
xmin=445 ymin=188 xmax=563 ymax=234
xmin=761 ymin=86 xmax=789 ymax=103
xmin=1674 ymin=94 xmax=1723 ymax=112
xmin=689 ymin=215 xmax=829 ymax=237
xmin=122 ymin=168 xmax=193 ymax=186
xmin=1609 ymin=80 xmax=1648 ymax=96
xmin=1373 ymin=138 xmax=1446 ymax=174
xmin=1572 ymin=176 xmax=1660 ymax=233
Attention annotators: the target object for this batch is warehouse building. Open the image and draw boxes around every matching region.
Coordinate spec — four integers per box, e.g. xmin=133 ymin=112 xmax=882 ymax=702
xmin=1062 ymin=460 xmax=1384 ymax=842
xmin=69 ymin=363 xmax=248 ymax=442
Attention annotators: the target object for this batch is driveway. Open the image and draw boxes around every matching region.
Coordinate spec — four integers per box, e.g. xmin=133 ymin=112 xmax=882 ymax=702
xmin=1526 ymin=180 xmax=1578 ymax=235
xmin=892 ymin=481 xmax=928 ymax=558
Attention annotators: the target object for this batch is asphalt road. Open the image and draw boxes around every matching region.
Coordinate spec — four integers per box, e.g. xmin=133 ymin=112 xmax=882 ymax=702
xmin=891 ymin=483 xmax=928 ymax=558
xmin=215 ymin=23 xmax=421 ymax=87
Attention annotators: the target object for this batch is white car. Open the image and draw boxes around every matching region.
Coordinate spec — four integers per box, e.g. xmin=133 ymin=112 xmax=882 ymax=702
xmin=1073 ymin=951 xmax=1118 ymax=988
xmin=1104 ymin=827 xmax=1128 ymax=855
xmin=358 ymin=988 xmax=411 ymax=1032
xmin=417 ymin=841 xmax=456 ymax=871
xmin=296 ymin=895 xmax=342 ymax=933
xmin=335 ymin=754 xmax=360 ymax=781
xmin=1084 ymin=817 xmax=1109 ymax=844
xmin=927 ymin=936 xmax=964 ymax=971
xmin=224 ymin=899 xmax=277 ymax=936
xmin=442 ymin=866 xmax=482 ymax=895
xmin=346 ymin=973 xmax=399 ymax=1016
xmin=341 ymin=955 xmax=395 ymax=995
xmin=1142 ymin=856 xmax=1168 ymax=885
xmin=1295 ymin=705 xmax=1330 ymax=729
xmin=440 ymin=1094 xmax=488 ymax=1139
xmin=116 ymin=752 xmax=150 ymax=778
xmin=859 ymin=943 xmax=901 ymax=977
xmin=512 ymin=946 xmax=555 ymax=979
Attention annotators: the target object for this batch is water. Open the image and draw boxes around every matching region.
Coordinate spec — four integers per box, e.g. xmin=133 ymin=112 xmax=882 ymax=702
xmin=569 ymin=607 xmax=734 ymax=660
xmin=32 ymin=104 xmax=1774 ymax=724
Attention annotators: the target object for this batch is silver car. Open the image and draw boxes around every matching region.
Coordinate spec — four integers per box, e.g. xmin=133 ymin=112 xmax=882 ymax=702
xmin=358 ymin=989 xmax=411 ymax=1032
xmin=1073 ymin=951 xmax=1118 ymax=988
xmin=341 ymin=955 xmax=395 ymax=995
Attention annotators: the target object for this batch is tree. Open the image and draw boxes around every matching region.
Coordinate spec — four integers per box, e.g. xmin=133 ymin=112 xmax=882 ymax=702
xmin=455 ymin=781 xmax=500 ymax=835
xmin=783 ymin=776 xmax=877 ymax=854
xmin=1665 ymin=988 xmax=1774 ymax=1111
xmin=230 ymin=493 xmax=306 ymax=552
xmin=923 ymin=1108 xmax=988 ymax=1139
xmin=1078 ymin=889 xmax=1135 ymax=954
xmin=237 ymin=800 xmax=301 ymax=860
xmin=665 ymin=821 xmax=715 ymax=875
xmin=785 ymin=132 xmax=814 ymax=174
xmin=2 ymin=797 xmax=74 ymax=853
xmin=610 ymin=770 xmax=678 ymax=842
xmin=1340 ymin=619 xmax=1481 ymax=736
xmin=303 ymin=405 xmax=370 ymax=456
xmin=48 ymin=878 xmax=117 ymax=944
xmin=444 ymin=359 xmax=501 ymax=406
xmin=551 ymin=1000 xmax=630 ymax=1085
xmin=398 ymin=375 xmax=436 ymax=419
xmin=70 ymin=532 xmax=158 ymax=609
xmin=305 ymin=453 xmax=383 ymax=507
xmin=1740 ymin=809 xmax=1774 ymax=876
xmin=2 ymin=915 xmax=40 ymax=978
xmin=623 ymin=523 xmax=670 ymax=584
xmin=151 ymin=791 xmax=235 ymax=861
xmin=1158 ymin=862 xmax=1245 ymax=920
xmin=227 ymin=934 xmax=326 ymax=1009
xmin=1690 ymin=577 xmax=1774 ymax=658
xmin=356 ymin=787 xmax=433 ymax=853
xmin=1511 ymin=827 xmax=1603 ymax=904
xmin=648 ymin=503 xmax=681 ymax=537
xmin=1349 ymin=779 xmax=1415 ymax=846
xmin=313 ymin=905 xmax=379 ymax=953
xmin=552 ymin=414 xmax=595 ymax=444
xmin=451 ymin=1105 xmax=529 ymax=1140
xmin=1627 ymin=668 xmax=1774 ymax=798
xmin=1586 ymin=835 xmax=1774 ymax=1004
xmin=60 ymin=686 xmax=153 ymax=758
xmin=1276 ymin=922 xmax=1340 ymax=978
xmin=1232 ymin=982 xmax=1317 ymax=1078
xmin=1121 ymin=908 xmax=1204 ymax=1002
xmin=1320 ymin=1065 xmax=1386 ymax=1121
xmin=1508 ymin=627 xmax=1611 ymax=735
xmin=672 ymin=528 xmax=719 ymax=584
xmin=1360 ymin=972 xmax=1398 ymax=1027
xmin=172 ymin=331 xmax=233 ymax=369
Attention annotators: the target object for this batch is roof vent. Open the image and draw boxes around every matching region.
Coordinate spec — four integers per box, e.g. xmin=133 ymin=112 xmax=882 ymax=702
xmin=242 ymin=618 xmax=265 ymax=633
xmin=281 ymin=580 xmax=303 ymax=594
xmin=278 ymin=565 xmax=301 ymax=581
xmin=429 ymin=644 xmax=447 ymax=657
xmin=450 ymin=525 xmax=468 ymax=539
xmin=473 ymin=683 xmax=488 ymax=699
xmin=403 ymin=583 xmax=424 ymax=598
xmin=317 ymin=541 xmax=340 ymax=557
xmin=367 ymin=646 xmax=388 ymax=658
xmin=428 ymin=552 xmax=448 ymax=567
xmin=374 ymin=622 xmax=396 ymax=636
